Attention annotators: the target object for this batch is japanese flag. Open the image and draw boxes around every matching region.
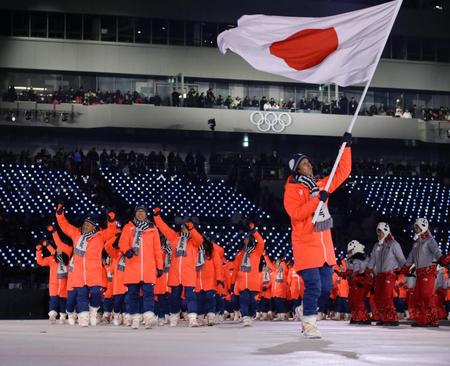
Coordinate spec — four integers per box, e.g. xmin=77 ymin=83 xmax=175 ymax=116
xmin=218 ymin=0 xmax=402 ymax=87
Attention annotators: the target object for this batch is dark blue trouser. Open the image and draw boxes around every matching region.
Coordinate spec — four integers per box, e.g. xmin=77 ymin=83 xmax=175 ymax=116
xmin=156 ymin=293 xmax=170 ymax=318
xmin=299 ymin=265 xmax=333 ymax=316
xmin=273 ymin=297 xmax=287 ymax=313
xmin=239 ymin=290 xmax=257 ymax=317
xmin=169 ymin=285 xmax=197 ymax=314
xmin=49 ymin=296 xmax=67 ymax=313
xmin=335 ymin=296 xmax=350 ymax=314
xmin=394 ymin=297 xmax=407 ymax=313
xmin=291 ymin=298 xmax=302 ymax=311
xmin=197 ymin=290 xmax=216 ymax=315
xmin=103 ymin=297 xmax=113 ymax=313
xmin=127 ymin=283 xmax=155 ymax=315
xmin=215 ymin=294 xmax=225 ymax=315
xmin=259 ymin=297 xmax=271 ymax=313
xmin=231 ymin=294 xmax=240 ymax=311
xmin=113 ymin=294 xmax=126 ymax=313
xmin=66 ymin=289 xmax=77 ymax=313
xmin=76 ymin=286 xmax=103 ymax=312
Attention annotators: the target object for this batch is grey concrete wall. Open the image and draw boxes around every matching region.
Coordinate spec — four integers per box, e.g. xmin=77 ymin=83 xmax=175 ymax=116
xmin=1 ymin=37 xmax=450 ymax=92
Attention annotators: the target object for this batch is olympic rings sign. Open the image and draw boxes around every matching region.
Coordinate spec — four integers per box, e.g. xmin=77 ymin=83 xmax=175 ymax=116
xmin=249 ymin=111 xmax=293 ymax=133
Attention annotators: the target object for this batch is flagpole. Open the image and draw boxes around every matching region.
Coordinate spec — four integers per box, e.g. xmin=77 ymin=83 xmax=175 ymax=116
xmin=312 ymin=0 xmax=403 ymax=224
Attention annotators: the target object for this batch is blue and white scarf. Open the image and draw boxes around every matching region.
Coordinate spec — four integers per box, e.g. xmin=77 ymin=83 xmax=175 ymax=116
xmin=175 ymin=232 xmax=189 ymax=257
xmin=56 ymin=254 xmax=68 ymax=279
xmin=196 ymin=245 xmax=206 ymax=271
xmin=162 ymin=239 xmax=172 ymax=273
xmin=240 ymin=241 xmax=256 ymax=273
xmin=73 ymin=230 xmax=97 ymax=257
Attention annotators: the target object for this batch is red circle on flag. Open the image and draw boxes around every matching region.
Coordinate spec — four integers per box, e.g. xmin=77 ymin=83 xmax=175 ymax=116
xmin=269 ymin=28 xmax=338 ymax=71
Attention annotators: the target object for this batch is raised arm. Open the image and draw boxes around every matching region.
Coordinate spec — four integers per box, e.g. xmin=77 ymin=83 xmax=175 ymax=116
xmin=36 ymin=244 xmax=54 ymax=267
xmin=187 ymin=223 xmax=203 ymax=248
xmin=104 ymin=235 xmax=120 ymax=258
xmin=263 ymin=253 xmax=276 ymax=272
xmin=99 ymin=217 xmax=118 ymax=242
xmin=153 ymin=208 xmax=179 ymax=243
xmin=152 ymin=229 xmax=164 ymax=271
xmin=55 ymin=204 xmax=80 ymax=241
xmin=50 ymin=228 xmax=73 ymax=257
xmin=252 ymin=229 xmax=265 ymax=256
xmin=323 ymin=146 xmax=352 ymax=194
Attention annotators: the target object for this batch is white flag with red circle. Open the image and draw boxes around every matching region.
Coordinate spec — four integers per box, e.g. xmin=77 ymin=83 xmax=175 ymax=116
xmin=217 ymin=0 xmax=402 ymax=87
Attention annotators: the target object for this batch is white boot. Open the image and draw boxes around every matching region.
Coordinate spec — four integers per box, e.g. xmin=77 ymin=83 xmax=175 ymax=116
xmin=197 ymin=314 xmax=205 ymax=326
xmin=332 ymin=312 xmax=342 ymax=321
xmin=131 ymin=314 xmax=142 ymax=329
xmin=102 ymin=312 xmax=112 ymax=323
xmin=302 ymin=315 xmax=321 ymax=339
xmin=255 ymin=312 xmax=261 ymax=320
xmin=112 ymin=312 xmax=122 ymax=326
xmin=404 ymin=310 xmax=410 ymax=320
xmin=123 ymin=313 xmax=131 ymax=327
xmin=188 ymin=313 xmax=199 ymax=327
xmin=48 ymin=310 xmax=58 ymax=324
xmin=295 ymin=305 xmax=303 ymax=321
xmin=67 ymin=312 xmax=76 ymax=326
xmin=181 ymin=311 xmax=188 ymax=321
xmin=261 ymin=312 xmax=268 ymax=321
xmin=268 ymin=311 xmax=274 ymax=320
xmin=344 ymin=313 xmax=351 ymax=321
xmin=169 ymin=313 xmax=180 ymax=327
xmin=59 ymin=313 xmax=67 ymax=325
xmin=207 ymin=312 xmax=216 ymax=326
xmin=164 ymin=314 xmax=170 ymax=324
xmin=215 ymin=314 xmax=224 ymax=323
xmin=316 ymin=312 xmax=325 ymax=321
xmin=233 ymin=311 xmax=241 ymax=322
xmin=78 ymin=311 xmax=90 ymax=327
xmin=224 ymin=310 xmax=230 ymax=320
xmin=397 ymin=312 xmax=404 ymax=320
xmin=279 ymin=313 xmax=287 ymax=321
xmin=158 ymin=317 xmax=165 ymax=326
xmin=143 ymin=311 xmax=157 ymax=329
xmin=447 ymin=312 xmax=450 ymax=321
xmin=243 ymin=316 xmax=252 ymax=327
xmin=89 ymin=306 xmax=100 ymax=326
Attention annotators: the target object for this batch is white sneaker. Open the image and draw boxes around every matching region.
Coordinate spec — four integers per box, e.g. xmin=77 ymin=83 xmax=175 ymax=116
xmin=243 ymin=316 xmax=252 ymax=327
xmin=59 ymin=313 xmax=67 ymax=325
xmin=131 ymin=314 xmax=142 ymax=329
xmin=188 ymin=313 xmax=199 ymax=327
xmin=123 ymin=313 xmax=131 ymax=327
xmin=143 ymin=311 xmax=157 ymax=329
xmin=67 ymin=312 xmax=76 ymax=326
xmin=233 ymin=311 xmax=241 ymax=322
xmin=89 ymin=306 xmax=100 ymax=326
xmin=302 ymin=315 xmax=322 ymax=339
xmin=48 ymin=310 xmax=58 ymax=324
xmin=112 ymin=313 xmax=122 ymax=326
xmin=78 ymin=311 xmax=90 ymax=327
xmin=169 ymin=313 xmax=180 ymax=327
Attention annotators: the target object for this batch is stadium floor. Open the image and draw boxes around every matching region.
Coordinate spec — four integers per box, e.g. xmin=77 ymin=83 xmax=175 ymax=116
xmin=0 ymin=319 xmax=449 ymax=366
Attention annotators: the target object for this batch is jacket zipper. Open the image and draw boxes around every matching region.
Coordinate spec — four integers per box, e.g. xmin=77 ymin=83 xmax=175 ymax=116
xmin=320 ymin=232 xmax=327 ymax=262
xmin=140 ymin=236 xmax=144 ymax=282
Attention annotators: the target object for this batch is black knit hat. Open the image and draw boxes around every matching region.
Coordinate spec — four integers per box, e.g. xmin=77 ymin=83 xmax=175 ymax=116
xmin=134 ymin=204 xmax=148 ymax=214
xmin=84 ymin=215 xmax=100 ymax=227
xmin=288 ymin=153 xmax=308 ymax=173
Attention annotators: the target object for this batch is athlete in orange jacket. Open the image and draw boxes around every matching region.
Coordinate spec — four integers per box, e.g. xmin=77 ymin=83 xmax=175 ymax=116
xmin=288 ymin=265 xmax=304 ymax=321
xmin=154 ymin=235 xmax=172 ymax=326
xmin=190 ymin=228 xmax=224 ymax=326
xmin=283 ymin=134 xmax=352 ymax=338
xmin=36 ymin=239 xmax=69 ymax=324
xmin=264 ymin=253 xmax=289 ymax=320
xmin=231 ymin=222 xmax=264 ymax=327
xmin=55 ymin=203 xmax=116 ymax=327
xmin=118 ymin=205 xmax=163 ymax=329
xmin=153 ymin=208 xmax=203 ymax=327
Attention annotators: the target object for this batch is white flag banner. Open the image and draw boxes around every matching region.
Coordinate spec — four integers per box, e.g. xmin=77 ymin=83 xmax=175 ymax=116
xmin=218 ymin=0 xmax=402 ymax=86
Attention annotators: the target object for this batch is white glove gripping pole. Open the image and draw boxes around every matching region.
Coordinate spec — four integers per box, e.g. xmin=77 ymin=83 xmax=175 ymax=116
xmin=312 ymin=0 xmax=403 ymax=225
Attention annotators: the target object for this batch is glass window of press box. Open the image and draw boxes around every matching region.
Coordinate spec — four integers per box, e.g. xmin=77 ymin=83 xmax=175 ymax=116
xmin=0 ymin=9 xmax=449 ymax=63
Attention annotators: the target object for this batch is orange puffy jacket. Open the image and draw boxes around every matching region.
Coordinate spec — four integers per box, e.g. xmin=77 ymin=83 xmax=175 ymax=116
xmin=223 ymin=261 xmax=234 ymax=301
xmin=36 ymin=244 xmax=68 ymax=298
xmin=264 ymin=254 xmax=288 ymax=299
xmin=118 ymin=221 xmax=164 ymax=285
xmin=56 ymin=211 xmax=116 ymax=288
xmin=260 ymin=270 xmax=272 ymax=299
xmin=189 ymin=229 xmax=224 ymax=292
xmin=232 ymin=230 xmax=265 ymax=292
xmin=288 ymin=267 xmax=304 ymax=300
xmin=154 ymin=215 xmax=202 ymax=287
xmin=104 ymin=235 xmax=128 ymax=296
xmin=284 ymin=147 xmax=352 ymax=272
xmin=52 ymin=231 xmax=74 ymax=291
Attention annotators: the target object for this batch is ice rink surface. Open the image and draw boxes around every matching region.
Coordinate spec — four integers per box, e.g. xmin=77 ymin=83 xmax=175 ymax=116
xmin=0 ymin=320 xmax=449 ymax=366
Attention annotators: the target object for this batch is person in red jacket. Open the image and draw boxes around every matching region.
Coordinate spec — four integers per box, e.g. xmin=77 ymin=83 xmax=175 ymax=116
xmin=36 ymin=239 xmax=69 ymax=324
xmin=154 ymin=235 xmax=172 ymax=326
xmin=232 ymin=222 xmax=265 ymax=327
xmin=283 ymin=133 xmax=352 ymax=338
xmin=55 ymin=203 xmax=116 ymax=327
xmin=264 ymin=252 xmax=289 ymax=321
xmin=153 ymin=208 xmax=203 ymax=327
xmin=118 ymin=205 xmax=164 ymax=329
xmin=190 ymin=229 xmax=224 ymax=326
